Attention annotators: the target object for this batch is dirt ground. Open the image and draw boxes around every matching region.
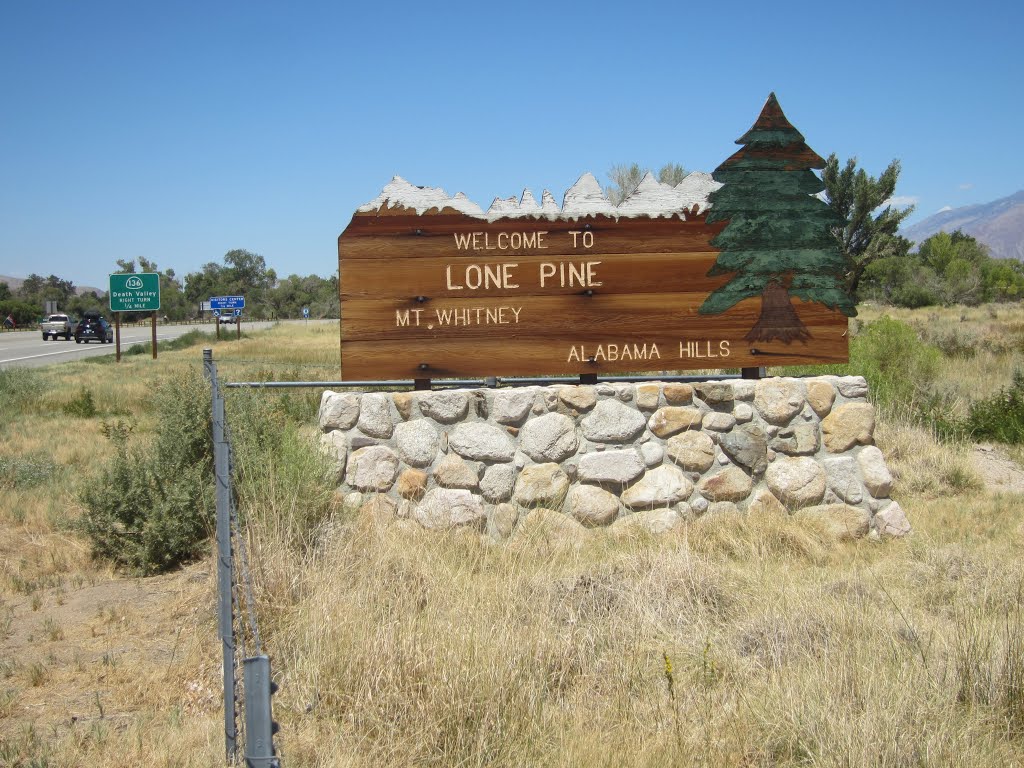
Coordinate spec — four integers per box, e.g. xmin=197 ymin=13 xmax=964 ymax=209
xmin=971 ymin=443 xmax=1024 ymax=495
xmin=1 ymin=554 xmax=219 ymax=737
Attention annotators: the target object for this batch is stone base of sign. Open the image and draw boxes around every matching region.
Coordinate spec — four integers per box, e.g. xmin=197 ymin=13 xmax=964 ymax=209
xmin=316 ymin=377 xmax=909 ymax=541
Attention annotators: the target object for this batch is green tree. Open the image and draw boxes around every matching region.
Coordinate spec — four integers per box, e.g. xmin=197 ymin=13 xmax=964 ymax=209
xmin=184 ymin=249 xmax=277 ymax=319
xmin=821 ymin=155 xmax=914 ymax=297
xmin=16 ymin=274 xmax=77 ymax=312
xmin=699 ymin=93 xmax=855 ymax=342
xmin=0 ymin=299 xmax=39 ymax=326
xmin=0 ymin=283 xmax=11 ymax=302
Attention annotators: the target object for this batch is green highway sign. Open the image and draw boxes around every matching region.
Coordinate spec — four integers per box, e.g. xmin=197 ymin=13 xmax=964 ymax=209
xmin=109 ymin=273 xmax=161 ymax=312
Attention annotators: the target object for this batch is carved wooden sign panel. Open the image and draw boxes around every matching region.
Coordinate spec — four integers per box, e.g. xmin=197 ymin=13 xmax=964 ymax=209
xmin=338 ymin=93 xmax=854 ymax=381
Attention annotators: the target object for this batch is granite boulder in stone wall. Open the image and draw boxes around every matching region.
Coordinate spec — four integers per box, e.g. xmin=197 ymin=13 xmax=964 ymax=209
xmin=578 ymin=449 xmax=645 ymax=484
xmin=698 ymin=466 xmax=753 ymax=502
xmin=358 ymin=493 xmax=398 ymax=522
xmin=357 ymin=393 xmax=394 ymax=439
xmin=719 ymin=425 xmax=768 ymax=474
xmin=874 ymin=501 xmax=911 ymax=537
xmin=765 ymin=456 xmax=827 ymax=509
xmin=419 ymin=391 xmax=469 ymax=423
xmin=707 ymin=501 xmax=740 ymax=516
xmin=392 ymin=392 xmax=416 ymax=421
xmin=394 ymin=419 xmax=440 ymax=467
xmin=648 ymin=406 xmax=703 ymax=439
xmin=318 ymin=430 xmax=348 ymax=481
xmin=480 ymin=464 xmax=516 ymax=503
xmin=834 ymin=376 xmax=869 ymax=399
xmin=662 ymin=383 xmax=693 ymax=405
xmin=558 ymin=385 xmax=597 ymax=411
xmin=490 ymin=388 xmax=537 ymax=424
xmin=754 ymin=379 xmax=806 ymax=425
xmin=666 ymin=431 xmax=716 ymax=472
xmin=581 ymin=399 xmax=647 ymax=443
xmin=513 ymin=463 xmax=570 ymax=508
xmin=610 ymin=508 xmax=681 ymax=535
xmin=732 ymin=380 xmax=756 ymax=401
xmin=396 ymin=468 xmax=427 ymax=500
xmin=519 ymin=412 xmax=579 ymax=463
xmin=449 ymin=422 xmax=516 ymax=462
xmin=769 ymin=424 xmax=820 ymax=456
xmin=794 ymin=503 xmax=870 ymax=540
xmin=490 ymin=502 xmax=519 ymax=539
xmin=635 ymin=384 xmax=661 ymax=409
xmin=694 ymin=382 xmax=735 ymax=406
xmin=511 ymin=508 xmax=588 ymax=544
xmin=746 ymin=488 xmax=787 ymax=518
xmin=806 ymin=380 xmax=836 ymax=417
xmin=823 ymin=456 xmax=864 ymax=505
xmin=567 ymin=485 xmax=620 ymax=526
xmin=622 ymin=465 xmax=694 ymax=509
xmin=702 ymin=412 xmax=736 ymax=431
xmin=822 ymin=403 xmax=875 ymax=452
xmin=345 ymin=445 xmax=400 ymax=492
xmin=640 ymin=441 xmax=664 ymax=468
xmin=434 ymin=453 xmax=480 ymax=490
xmin=857 ymin=445 xmax=894 ymax=497
xmin=414 ymin=488 xmax=486 ymax=530
xmin=319 ymin=391 xmax=360 ymax=431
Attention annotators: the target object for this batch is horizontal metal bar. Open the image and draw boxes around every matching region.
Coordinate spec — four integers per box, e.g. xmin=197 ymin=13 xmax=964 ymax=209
xmin=224 ymin=374 xmax=743 ymax=389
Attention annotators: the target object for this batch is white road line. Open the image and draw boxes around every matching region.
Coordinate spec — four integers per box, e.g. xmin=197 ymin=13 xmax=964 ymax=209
xmin=2 ymin=336 xmax=181 ymax=363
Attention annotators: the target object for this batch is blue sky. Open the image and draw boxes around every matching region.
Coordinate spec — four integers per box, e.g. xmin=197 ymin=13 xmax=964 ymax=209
xmin=1 ymin=0 xmax=1021 ymax=291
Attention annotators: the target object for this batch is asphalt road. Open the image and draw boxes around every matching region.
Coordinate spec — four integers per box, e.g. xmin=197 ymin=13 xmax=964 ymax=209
xmin=0 ymin=321 xmax=276 ymax=369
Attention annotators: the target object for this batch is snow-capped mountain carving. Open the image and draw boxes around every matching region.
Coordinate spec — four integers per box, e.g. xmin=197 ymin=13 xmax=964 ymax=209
xmin=357 ymin=176 xmax=484 ymax=216
xmin=356 ymin=171 xmax=720 ymax=220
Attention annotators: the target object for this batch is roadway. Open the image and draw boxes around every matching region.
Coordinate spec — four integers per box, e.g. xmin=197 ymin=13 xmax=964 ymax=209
xmin=0 ymin=321 xmax=276 ymax=369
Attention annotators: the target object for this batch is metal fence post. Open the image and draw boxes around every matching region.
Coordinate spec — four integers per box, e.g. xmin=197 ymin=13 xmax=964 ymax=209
xmin=206 ymin=349 xmax=237 ymax=763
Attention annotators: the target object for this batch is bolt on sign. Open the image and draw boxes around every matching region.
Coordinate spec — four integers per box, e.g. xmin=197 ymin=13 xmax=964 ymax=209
xmin=337 ymin=93 xmax=855 ymax=381
xmin=109 ymin=273 xmax=161 ymax=312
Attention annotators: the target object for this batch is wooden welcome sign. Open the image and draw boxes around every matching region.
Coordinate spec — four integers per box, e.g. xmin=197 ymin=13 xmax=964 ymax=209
xmin=338 ymin=93 xmax=855 ymax=381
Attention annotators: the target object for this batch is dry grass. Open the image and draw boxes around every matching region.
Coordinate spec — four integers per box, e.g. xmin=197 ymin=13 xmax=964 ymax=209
xmin=3 ymin=314 xmax=1024 ymax=766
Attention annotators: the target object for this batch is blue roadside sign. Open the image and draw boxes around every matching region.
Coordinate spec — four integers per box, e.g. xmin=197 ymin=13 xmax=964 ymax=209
xmin=233 ymin=308 xmax=242 ymax=317
xmin=213 ymin=309 xmax=222 ymax=317
xmin=210 ymin=296 xmax=245 ymax=310
xmin=302 ymin=307 xmax=309 ymax=318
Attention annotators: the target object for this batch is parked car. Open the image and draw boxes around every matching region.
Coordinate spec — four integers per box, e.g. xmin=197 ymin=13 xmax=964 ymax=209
xmin=74 ymin=312 xmax=114 ymax=344
xmin=40 ymin=313 xmax=73 ymax=340
xmin=219 ymin=315 xmax=235 ymax=324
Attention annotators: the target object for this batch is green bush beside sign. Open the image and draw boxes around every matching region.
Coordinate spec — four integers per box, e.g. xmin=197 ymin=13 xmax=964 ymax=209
xmin=109 ymin=273 xmax=161 ymax=312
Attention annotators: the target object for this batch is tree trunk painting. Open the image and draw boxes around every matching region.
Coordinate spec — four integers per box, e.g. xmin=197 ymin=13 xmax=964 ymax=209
xmin=745 ymin=278 xmax=811 ymax=343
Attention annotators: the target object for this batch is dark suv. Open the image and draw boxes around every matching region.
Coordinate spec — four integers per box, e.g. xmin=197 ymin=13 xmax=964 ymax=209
xmin=74 ymin=312 xmax=114 ymax=344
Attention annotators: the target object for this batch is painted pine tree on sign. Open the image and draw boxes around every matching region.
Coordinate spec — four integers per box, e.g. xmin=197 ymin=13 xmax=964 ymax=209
xmin=699 ymin=92 xmax=856 ymax=343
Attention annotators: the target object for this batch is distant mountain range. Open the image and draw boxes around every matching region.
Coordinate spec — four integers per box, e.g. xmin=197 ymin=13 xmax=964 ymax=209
xmin=901 ymin=190 xmax=1024 ymax=261
xmin=0 ymin=275 xmax=105 ymax=296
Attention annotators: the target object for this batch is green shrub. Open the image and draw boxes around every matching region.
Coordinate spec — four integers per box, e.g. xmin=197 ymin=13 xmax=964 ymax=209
xmin=0 ymin=453 xmax=55 ymax=490
xmin=783 ymin=316 xmax=942 ymax=418
xmin=961 ymin=370 xmax=1024 ymax=444
xmin=892 ymin=283 xmax=938 ymax=309
xmin=77 ymin=445 xmax=212 ymax=573
xmin=62 ymin=386 xmax=97 ymax=418
xmin=76 ymin=366 xmax=213 ymax=574
xmin=852 ymin=316 xmax=942 ymax=413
